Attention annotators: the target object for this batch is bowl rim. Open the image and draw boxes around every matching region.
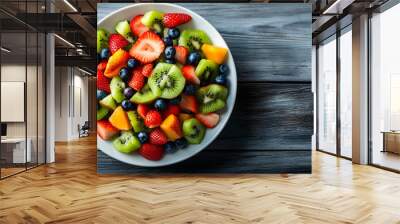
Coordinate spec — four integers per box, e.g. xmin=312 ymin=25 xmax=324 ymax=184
xmin=97 ymin=3 xmax=237 ymax=167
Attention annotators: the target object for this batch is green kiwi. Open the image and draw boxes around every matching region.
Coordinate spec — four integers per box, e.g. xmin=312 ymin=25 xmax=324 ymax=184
xmin=110 ymin=77 xmax=126 ymax=104
xmin=127 ymin=111 xmax=144 ymax=133
xmin=97 ymin=28 xmax=109 ymax=53
xmin=195 ymin=59 xmax=218 ymax=81
xmin=183 ymin=118 xmax=206 ymax=144
xmin=113 ymin=131 xmax=141 ymax=154
xmin=179 ymin=29 xmax=211 ymax=52
xmin=130 ymin=84 xmax=157 ymax=104
xmin=99 ymin=94 xmax=116 ymax=110
xmin=196 ymin=84 xmax=228 ymax=113
xmin=148 ymin=63 xmax=186 ymax=99
xmin=97 ymin=106 xmax=109 ymax=120
xmin=115 ymin=20 xmax=134 ymax=43
xmin=141 ymin=10 xmax=164 ymax=33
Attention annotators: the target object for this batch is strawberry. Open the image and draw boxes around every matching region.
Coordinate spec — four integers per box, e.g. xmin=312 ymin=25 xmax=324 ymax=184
xmin=130 ymin=15 xmax=149 ymax=37
xmin=129 ymin=31 xmax=165 ymax=64
xmin=163 ymin=13 xmax=192 ymax=28
xmin=144 ymin=110 xmax=162 ymax=128
xmin=174 ymin=46 xmax=189 ymax=64
xmin=97 ymin=120 xmax=119 ymax=140
xmin=108 ymin=33 xmax=129 ymax=54
xmin=97 ymin=70 xmax=110 ymax=93
xmin=149 ymin=128 xmax=168 ymax=145
xmin=195 ymin=113 xmax=220 ymax=128
xmin=128 ymin=66 xmax=145 ymax=91
xmin=97 ymin=60 xmax=107 ymax=72
xmin=142 ymin=63 xmax=153 ymax=77
xmin=163 ymin=104 xmax=181 ymax=118
xmin=179 ymin=95 xmax=198 ymax=113
xmin=137 ymin=104 xmax=150 ymax=119
xmin=139 ymin=143 xmax=164 ymax=161
xmin=181 ymin=65 xmax=200 ymax=85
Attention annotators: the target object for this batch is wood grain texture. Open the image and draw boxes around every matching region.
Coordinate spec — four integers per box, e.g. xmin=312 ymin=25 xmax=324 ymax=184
xmin=2 ymin=137 xmax=400 ymax=223
xmin=97 ymin=3 xmax=312 ymax=173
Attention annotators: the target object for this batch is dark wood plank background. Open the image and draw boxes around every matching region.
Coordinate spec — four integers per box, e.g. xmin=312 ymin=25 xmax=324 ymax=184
xmin=97 ymin=3 xmax=313 ymax=174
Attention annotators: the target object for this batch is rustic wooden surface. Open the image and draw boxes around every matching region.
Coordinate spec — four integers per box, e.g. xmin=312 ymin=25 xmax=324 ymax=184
xmin=2 ymin=136 xmax=400 ymax=223
xmin=97 ymin=3 xmax=312 ymax=173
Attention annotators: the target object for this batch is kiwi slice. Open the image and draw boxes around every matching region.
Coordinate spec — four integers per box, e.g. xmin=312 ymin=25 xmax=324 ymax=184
xmin=113 ymin=131 xmax=141 ymax=154
xmin=183 ymin=118 xmax=206 ymax=144
xmin=196 ymin=84 xmax=228 ymax=113
xmin=97 ymin=106 xmax=109 ymax=120
xmin=110 ymin=77 xmax=126 ymax=104
xmin=115 ymin=20 xmax=134 ymax=43
xmin=148 ymin=63 xmax=186 ymax=99
xmin=179 ymin=29 xmax=211 ymax=52
xmin=127 ymin=111 xmax=144 ymax=133
xmin=141 ymin=10 xmax=164 ymax=33
xmin=195 ymin=59 xmax=218 ymax=81
xmin=97 ymin=28 xmax=109 ymax=53
xmin=130 ymin=84 xmax=157 ymax=104
xmin=99 ymin=94 xmax=116 ymax=110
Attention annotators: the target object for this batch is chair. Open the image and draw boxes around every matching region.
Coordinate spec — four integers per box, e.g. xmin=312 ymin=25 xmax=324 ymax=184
xmin=78 ymin=121 xmax=90 ymax=138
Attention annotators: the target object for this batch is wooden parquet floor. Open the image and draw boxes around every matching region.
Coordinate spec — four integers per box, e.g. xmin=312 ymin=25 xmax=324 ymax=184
xmin=1 ymin=135 xmax=400 ymax=224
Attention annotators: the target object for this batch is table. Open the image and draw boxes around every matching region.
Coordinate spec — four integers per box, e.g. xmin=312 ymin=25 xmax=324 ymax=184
xmin=97 ymin=3 xmax=313 ymax=173
xmin=1 ymin=138 xmax=32 ymax=164
xmin=382 ymin=131 xmax=400 ymax=154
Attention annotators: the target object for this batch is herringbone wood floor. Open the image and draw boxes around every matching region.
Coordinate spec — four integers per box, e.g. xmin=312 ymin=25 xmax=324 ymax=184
xmin=0 ymin=136 xmax=400 ymax=224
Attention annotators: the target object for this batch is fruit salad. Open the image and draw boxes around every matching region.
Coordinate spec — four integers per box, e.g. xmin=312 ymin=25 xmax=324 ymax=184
xmin=97 ymin=10 xmax=230 ymax=161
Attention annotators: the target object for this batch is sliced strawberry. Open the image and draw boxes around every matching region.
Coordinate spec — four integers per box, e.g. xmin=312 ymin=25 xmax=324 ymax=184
xmin=97 ymin=60 xmax=107 ymax=72
xmin=139 ymin=143 xmax=164 ymax=161
xmin=130 ymin=15 xmax=150 ymax=37
xmin=144 ymin=110 xmax=163 ymax=128
xmin=128 ymin=66 xmax=145 ymax=91
xmin=179 ymin=95 xmax=198 ymax=113
xmin=163 ymin=13 xmax=192 ymax=28
xmin=149 ymin=128 xmax=168 ymax=145
xmin=108 ymin=33 xmax=129 ymax=54
xmin=195 ymin=113 xmax=220 ymax=128
xmin=174 ymin=46 xmax=189 ymax=64
xmin=129 ymin=31 xmax=165 ymax=64
xmin=137 ymin=104 xmax=150 ymax=119
xmin=97 ymin=120 xmax=119 ymax=140
xmin=142 ymin=63 xmax=153 ymax=77
xmin=162 ymin=104 xmax=181 ymax=118
xmin=181 ymin=65 xmax=200 ymax=85
xmin=97 ymin=70 xmax=110 ymax=93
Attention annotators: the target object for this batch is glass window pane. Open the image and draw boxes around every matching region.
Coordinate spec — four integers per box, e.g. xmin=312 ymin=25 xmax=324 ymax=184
xmin=318 ymin=37 xmax=337 ymax=154
xmin=340 ymin=29 xmax=352 ymax=158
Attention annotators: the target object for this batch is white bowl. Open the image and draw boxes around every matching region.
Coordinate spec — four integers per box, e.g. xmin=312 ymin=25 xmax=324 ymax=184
xmin=97 ymin=3 xmax=237 ymax=167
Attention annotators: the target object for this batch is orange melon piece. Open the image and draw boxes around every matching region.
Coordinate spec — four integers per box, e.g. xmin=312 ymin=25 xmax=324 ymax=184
xmin=201 ymin=44 xmax=228 ymax=65
xmin=109 ymin=106 xmax=132 ymax=131
xmin=104 ymin=49 xmax=130 ymax=78
xmin=160 ymin=114 xmax=183 ymax=141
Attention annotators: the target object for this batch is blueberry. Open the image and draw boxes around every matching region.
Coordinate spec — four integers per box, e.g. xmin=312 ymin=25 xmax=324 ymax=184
xmin=164 ymin=46 xmax=176 ymax=59
xmin=165 ymin=58 xmax=175 ymax=64
xmin=96 ymin=89 xmax=107 ymax=100
xmin=219 ymin=64 xmax=229 ymax=75
xmin=170 ymin=96 xmax=181 ymax=105
xmin=137 ymin=132 xmax=148 ymax=144
xmin=187 ymin=52 xmax=201 ymax=65
xmin=127 ymin=58 xmax=139 ymax=69
xmin=163 ymin=36 xmax=173 ymax=46
xmin=168 ymin=28 xmax=180 ymax=39
xmin=100 ymin=48 xmax=110 ymax=59
xmin=175 ymin=138 xmax=188 ymax=149
xmin=214 ymin=75 xmax=227 ymax=85
xmin=164 ymin=142 xmax=177 ymax=154
xmin=124 ymin=87 xmax=135 ymax=99
xmin=184 ymin=84 xmax=196 ymax=95
xmin=154 ymin=99 xmax=167 ymax=111
xmin=119 ymin=67 xmax=130 ymax=82
xmin=121 ymin=100 xmax=134 ymax=111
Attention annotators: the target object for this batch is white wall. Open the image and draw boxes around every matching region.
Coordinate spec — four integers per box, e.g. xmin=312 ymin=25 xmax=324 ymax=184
xmin=54 ymin=67 xmax=89 ymax=141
